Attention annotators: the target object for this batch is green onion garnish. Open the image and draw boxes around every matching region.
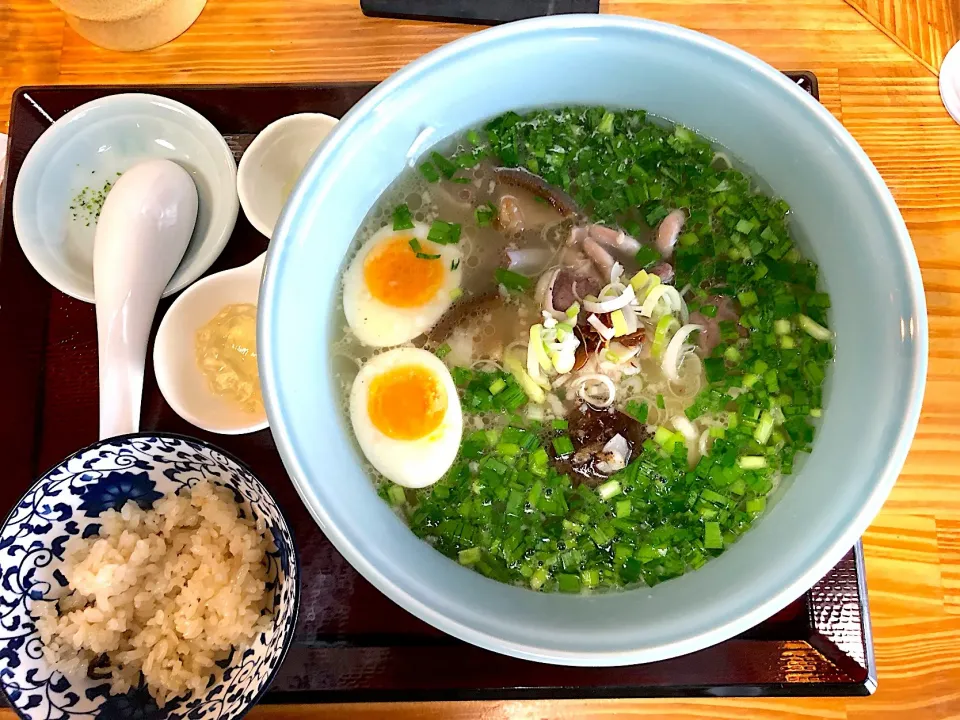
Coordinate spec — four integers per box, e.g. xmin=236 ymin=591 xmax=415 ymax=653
xmin=656 ymin=394 xmax=665 ymax=410
xmin=475 ymin=203 xmax=497 ymax=227
xmin=552 ymin=419 xmax=569 ymax=431
xmin=435 ymin=343 xmax=452 ymax=359
xmin=597 ymin=479 xmax=621 ymax=500
xmin=494 ymin=268 xmax=533 ymax=292
xmin=392 ymin=203 xmax=414 ymax=230
xmin=427 ymin=220 xmax=462 ymax=245
xmin=430 ymin=151 xmax=458 ymax=179
xmin=458 ymin=547 xmax=482 ymax=565
xmin=634 ymin=244 xmax=660 ymax=268
xmin=387 ymin=485 xmax=406 ymax=506
xmin=798 ymin=314 xmax=834 ymax=342
xmin=704 ymin=522 xmax=723 ymax=550
xmin=552 ymin=435 xmax=575 ymax=457
xmin=738 ymin=456 xmax=768 ymax=470
xmin=625 ymin=400 xmax=649 ymax=423
xmin=419 ymin=161 xmax=440 ymax=183
xmin=408 ymin=238 xmax=440 ymax=260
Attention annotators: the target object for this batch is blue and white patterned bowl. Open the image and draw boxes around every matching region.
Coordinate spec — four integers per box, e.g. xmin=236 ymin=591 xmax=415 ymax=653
xmin=0 ymin=433 xmax=300 ymax=720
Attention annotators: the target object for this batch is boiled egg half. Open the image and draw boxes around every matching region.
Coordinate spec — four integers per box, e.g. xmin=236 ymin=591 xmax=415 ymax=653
xmin=342 ymin=223 xmax=462 ymax=347
xmin=350 ymin=347 xmax=462 ymax=488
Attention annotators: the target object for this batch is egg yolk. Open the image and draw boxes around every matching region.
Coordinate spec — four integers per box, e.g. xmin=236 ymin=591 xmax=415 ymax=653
xmin=363 ymin=235 xmax=445 ymax=308
xmin=367 ymin=364 xmax=447 ymax=441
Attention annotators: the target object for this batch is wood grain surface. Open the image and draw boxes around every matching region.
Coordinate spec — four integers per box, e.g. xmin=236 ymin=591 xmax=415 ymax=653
xmin=845 ymin=0 xmax=959 ymax=71
xmin=1 ymin=0 xmax=959 ymax=718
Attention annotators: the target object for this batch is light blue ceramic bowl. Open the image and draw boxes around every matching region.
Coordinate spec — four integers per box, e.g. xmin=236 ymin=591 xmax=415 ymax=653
xmin=260 ymin=16 xmax=927 ymax=665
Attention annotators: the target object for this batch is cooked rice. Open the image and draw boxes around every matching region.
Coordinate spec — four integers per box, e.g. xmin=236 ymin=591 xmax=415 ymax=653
xmin=35 ymin=480 xmax=274 ymax=705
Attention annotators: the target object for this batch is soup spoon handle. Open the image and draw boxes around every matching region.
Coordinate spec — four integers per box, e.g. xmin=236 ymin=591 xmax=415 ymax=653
xmin=93 ymin=160 xmax=198 ymax=439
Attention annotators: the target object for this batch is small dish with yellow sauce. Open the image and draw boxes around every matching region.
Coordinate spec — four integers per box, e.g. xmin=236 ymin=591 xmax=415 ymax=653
xmin=154 ymin=253 xmax=268 ymax=434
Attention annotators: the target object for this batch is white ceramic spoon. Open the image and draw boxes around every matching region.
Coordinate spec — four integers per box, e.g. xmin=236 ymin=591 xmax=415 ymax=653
xmin=94 ymin=159 xmax=198 ymax=439
xmin=153 ymin=253 xmax=268 ymax=435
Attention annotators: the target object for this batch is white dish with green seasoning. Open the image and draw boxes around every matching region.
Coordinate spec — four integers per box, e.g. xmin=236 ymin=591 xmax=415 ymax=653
xmin=12 ymin=93 xmax=238 ymax=303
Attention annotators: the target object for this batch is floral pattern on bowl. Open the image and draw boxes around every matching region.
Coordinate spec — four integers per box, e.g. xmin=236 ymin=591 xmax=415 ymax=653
xmin=0 ymin=433 xmax=300 ymax=720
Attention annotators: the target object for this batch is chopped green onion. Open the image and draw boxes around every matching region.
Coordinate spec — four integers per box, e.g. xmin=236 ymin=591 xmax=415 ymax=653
xmin=737 ymin=455 xmax=768 ymax=470
xmin=723 ymin=346 xmax=741 ymax=363
xmin=738 ymin=290 xmax=758 ymax=307
xmin=387 ymin=485 xmax=406 ymax=506
xmin=530 ymin=567 xmax=548 ymax=590
xmin=408 ymin=238 xmax=440 ymax=260
xmin=654 ymin=426 xmax=674 ymax=447
xmin=435 ymin=343 xmax=452 ymax=359
xmin=615 ymin=499 xmax=632 ymax=518
xmin=754 ymin=411 xmax=774 ymax=445
xmin=430 ymin=151 xmax=458 ymax=179
xmin=810 ymin=408 xmax=823 ymax=418
xmin=475 ymin=202 xmax=496 ymax=227
xmin=427 ymin=220 xmax=462 ymax=245
xmin=552 ymin=419 xmax=569 ymax=430
xmin=611 ymin=309 xmax=628 ymax=337
xmin=553 ymin=435 xmax=575 ymax=457
xmin=557 ymin=573 xmax=581 ymax=593
xmin=625 ymin=400 xmax=649 ymax=423
xmin=495 ymin=268 xmax=533 ymax=292
xmin=597 ymin=111 xmax=615 ymax=134
xmin=458 ymin=547 xmax=482 ymax=565
xmin=773 ymin=318 xmax=792 ymax=335
xmin=798 ymin=314 xmax=835 ymax=341
xmin=597 ymin=479 xmax=621 ymax=500
xmin=704 ymin=522 xmax=723 ymax=549
xmin=656 ymin=393 xmax=666 ymax=410
xmin=746 ymin=497 xmax=766 ymax=514
xmin=419 ymin=162 xmax=440 ymax=182
xmin=488 ymin=378 xmax=507 ymax=395
xmin=652 ymin=314 xmax=677 ymax=359
xmin=392 ymin=203 xmax=414 ymax=230
xmin=634 ymin=244 xmax=660 ymax=268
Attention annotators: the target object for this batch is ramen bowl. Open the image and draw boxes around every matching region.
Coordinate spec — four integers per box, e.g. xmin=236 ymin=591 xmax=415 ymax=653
xmin=259 ymin=15 xmax=926 ymax=665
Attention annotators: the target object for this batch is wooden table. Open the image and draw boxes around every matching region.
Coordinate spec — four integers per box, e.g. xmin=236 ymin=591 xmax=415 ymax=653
xmin=2 ymin=0 xmax=960 ymax=718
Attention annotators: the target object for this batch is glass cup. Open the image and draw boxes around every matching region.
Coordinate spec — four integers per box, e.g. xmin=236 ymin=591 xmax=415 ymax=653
xmin=50 ymin=0 xmax=207 ymax=51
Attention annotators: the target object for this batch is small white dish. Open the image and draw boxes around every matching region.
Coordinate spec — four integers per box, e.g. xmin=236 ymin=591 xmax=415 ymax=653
xmin=940 ymin=41 xmax=960 ymax=125
xmin=12 ymin=93 xmax=238 ymax=303
xmin=153 ymin=252 xmax=268 ymax=435
xmin=237 ymin=113 xmax=338 ymax=238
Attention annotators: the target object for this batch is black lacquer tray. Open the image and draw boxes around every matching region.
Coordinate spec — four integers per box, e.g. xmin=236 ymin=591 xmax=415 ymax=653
xmin=0 ymin=74 xmax=876 ymax=702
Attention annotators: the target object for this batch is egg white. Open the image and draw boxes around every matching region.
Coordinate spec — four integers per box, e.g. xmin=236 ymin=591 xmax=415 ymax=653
xmin=342 ymin=223 xmax=462 ymax=348
xmin=350 ymin=347 xmax=463 ymax=488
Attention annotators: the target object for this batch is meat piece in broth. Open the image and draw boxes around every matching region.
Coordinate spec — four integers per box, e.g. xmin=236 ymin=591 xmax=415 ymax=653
xmin=655 ymin=209 xmax=686 ymax=257
xmin=493 ymin=167 xmax=581 ymax=218
xmin=688 ymin=294 xmax=743 ymax=356
xmin=551 ymin=402 xmax=651 ymax=487
xmin=424 ymin=294 xmax=537 ymax=367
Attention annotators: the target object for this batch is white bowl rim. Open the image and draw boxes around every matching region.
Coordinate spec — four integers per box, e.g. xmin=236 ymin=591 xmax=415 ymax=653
xmin=11 ymin=92 xmax=239 ymax=303
xmin=260 ymin=14 xmax=928 ymax=665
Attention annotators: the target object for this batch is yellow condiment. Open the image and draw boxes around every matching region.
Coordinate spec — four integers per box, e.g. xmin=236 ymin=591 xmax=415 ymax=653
xmin=195 ymin=303 xmax=263 ymax=414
